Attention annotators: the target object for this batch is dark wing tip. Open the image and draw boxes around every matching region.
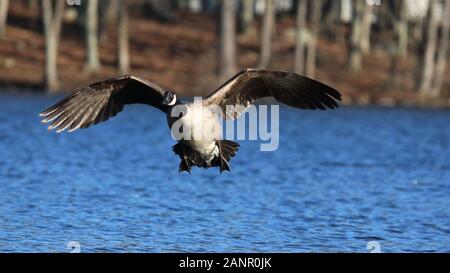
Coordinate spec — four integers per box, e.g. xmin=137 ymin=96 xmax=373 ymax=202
xmin=322 ymin=85 xmax=342 ymax=101
xmin=206 ymin=68 xmax=343 ymax=115
xmin=248 ymin=69 xmax=342 ymax=105
xmin=281 ymin=72 xmax=342 ymax=110
xmin=40 ymin=75 xmax=169 ymax=133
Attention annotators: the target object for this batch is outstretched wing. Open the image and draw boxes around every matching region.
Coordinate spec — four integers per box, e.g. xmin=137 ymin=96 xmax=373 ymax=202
xmin=204 ymin=69 xmax=342 ymax=119
xmin=40 ymin=75 xmax=169 ymax=133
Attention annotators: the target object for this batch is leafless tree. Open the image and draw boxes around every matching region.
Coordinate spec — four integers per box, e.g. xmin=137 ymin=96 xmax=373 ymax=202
xmin=86 ymin=0 xmax=101 ymax=73
xmin=306 ymin=0 xmax=322 ymax=78
xmin=295 ymin=0 xmax=307 ymax=74
xmin=219 ymin=0 xmax=237 ymax=79
xmin=431 ymin=0 xmax=450 ymax=97
xmin=104 ymin=0 xmax=119 ymax=23
xmin=0 ymin=0 xmax=9 ymax=38
xmin=360 ymin=2 xmax=373 ymax=53
xmin=42 ymin=0 xmax=65 ymax=92
xmin=100 ymin=0 xmax=119 ymax=42
xmin=118 ymin=0 xmax=130 ymax=74
xmin=419 ymin=0 xmax=438 ymax=94
xmin=257 ymin=0 xmax=275 ymax=69
xmin=349 ymin=0 xmax=363 ymax=72
xmin=239 ymin=0 xmax=254 ymax=34
xmin=397 ymin=0 xmax=409 ymax=57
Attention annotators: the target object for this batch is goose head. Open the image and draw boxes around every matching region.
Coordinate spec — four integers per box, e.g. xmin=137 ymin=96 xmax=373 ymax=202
xmin=162 ymin=91 xmax=178 ymax=106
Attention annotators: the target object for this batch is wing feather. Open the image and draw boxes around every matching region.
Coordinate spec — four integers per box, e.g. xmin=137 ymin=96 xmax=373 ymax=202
xmin=40 ymin=75 xmax=169 ymax=133
xmin=77 ymin=100 xmax=105 ymax=130
xmin=204 ymin=69 xmax=342 ymax=119
xmin=54 ymin=100 xmax=98 ymax=133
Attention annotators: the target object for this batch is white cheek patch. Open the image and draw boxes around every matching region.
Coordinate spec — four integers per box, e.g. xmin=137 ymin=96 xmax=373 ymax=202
xmin=168 ymin=95 xmax=177 ymax=106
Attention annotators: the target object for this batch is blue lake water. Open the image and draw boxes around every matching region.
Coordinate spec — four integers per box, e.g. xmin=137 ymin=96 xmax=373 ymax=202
xmin=0 ymin=93 xmax=449 ymax=252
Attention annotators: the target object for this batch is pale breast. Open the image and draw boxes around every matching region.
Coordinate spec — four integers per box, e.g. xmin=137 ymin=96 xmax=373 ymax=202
xmin=181 ymin=103 xmax=222 ymax=160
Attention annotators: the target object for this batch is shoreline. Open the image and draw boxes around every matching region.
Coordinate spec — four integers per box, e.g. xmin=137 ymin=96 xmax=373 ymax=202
xmin=1 ymin=3 xmax=449 ymax=109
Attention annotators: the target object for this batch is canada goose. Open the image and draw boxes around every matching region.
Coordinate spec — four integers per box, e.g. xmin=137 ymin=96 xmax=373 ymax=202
xmin=40 ymin=69 xmax=341 ymax=173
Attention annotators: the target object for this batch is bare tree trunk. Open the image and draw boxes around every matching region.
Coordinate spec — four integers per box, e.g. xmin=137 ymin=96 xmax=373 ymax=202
xmin=42 ymin=0 xmax=64 ymax=92
xmin=257 ymin=0 xmax=275 ymax=69
xmin=86 ymin=0 xmax=101 ymax=73
xmin=397 ymin=0 xmax=409 ymax=57
xmin=360 ymin=3 xmax=373 ymax=53
xmin=336 ymin=0 xmax=351 ymax=44
xmin=100 ymin=0 xmax=119 ymax=42
xmin=219 ymin=0 xmax=237 ymax=79
xmin=340 ymin=0 xmax=352 ymax=23
xmin=0 ymin=0 xmax=9 ymax=38
xmin=419 ymin=0 xmax=438 ymax=94
xmin=349 ymin=0 xmax=363 ymax=72
xmin=118 ymin=0 xmax=130 ymax=74
xmin=239 ymin=0 xmax=254 ymax=34
xmin=295 ymin=0 xmax=308 ymax=74
xmin=431 ymin=0 xmax=450 ymax=97
xmin=105 ymin=0 xmax=119 ymax=22
xmin=306 ymin=0 xmax=322 ymax=78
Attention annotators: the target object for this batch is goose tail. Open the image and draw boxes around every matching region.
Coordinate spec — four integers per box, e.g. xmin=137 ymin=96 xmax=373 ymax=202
xmin=172 ymin=140 xmax=239 ymax=174
xmin=212 ymin=140 xmax=240 ymax=173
